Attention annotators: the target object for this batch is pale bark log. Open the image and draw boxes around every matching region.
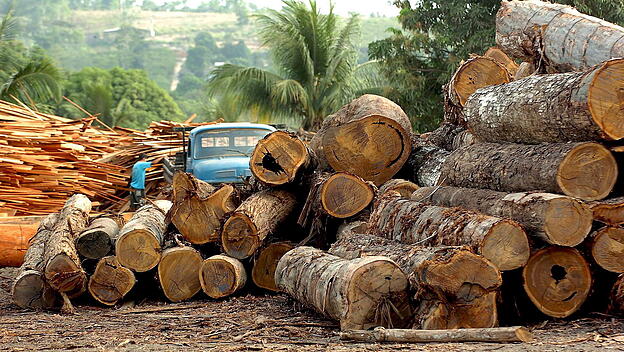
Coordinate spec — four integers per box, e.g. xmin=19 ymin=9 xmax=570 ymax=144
xmin=340 ymin=326 xmax=533 ymax=343
xmin=75 ymin=217 xmax=119 ymax=260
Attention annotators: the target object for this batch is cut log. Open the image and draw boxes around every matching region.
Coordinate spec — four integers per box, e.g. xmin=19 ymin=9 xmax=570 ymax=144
xmin=0 ymin=216 xmax=43 ymax=268
xmin=320 ymin=173 xmax=375 ymax=218
xmin=412 ymin=186 xmax=593 ymax=247
xmin=378 ymin=179 xmax=419 ymax=198
xmin=514 ymin=62 xmax=535 ymax=80
xmin=158 ymin=246 xmax=203 ymax=302
xmin=589 ymin=197 xmax=624 ymax=226
xmin=115 ymin=200 xmax=173 ymax=272
xmin=222 ymin=189 xmax=297 ymax=259
xmin=340 ymin=326 xmax=533 ymax=343
xmin=523 ymin=246 xmax=592 ymax=318
xmin=496 ymin=0 xmax=624 ymax=72
xmin=369 ymin=193 xmax=529 ymax=271
xmin=464 ymin=59 xmax=624 ymax=143
xmin=609 ymin=274 xmax=624 ymax=315
xmin=441 ymin=142 xmax=618 ymax=201
xmin=75 ymin=217 xmax=120 ymax=260
xmin=87 ymin=256 xmax=135 ymax=306
xmin=170 ymin=172 xmax=238 ymax=244
xmin=589 ymin=227 xmax=624 ymax=273
xmin=484 ymin=47 xmax=519 ymax=75
xmin=43 ymin=194 xmax=92 ymax=296
xmin=309 ymin=94 xmax=412 ymax=185
xmin=199 ymin=254 xmax=247 ymax=299
xmin=251 ymin=242 xmax=294 ymax=292
xmin=275 ymin=246 xmax=413 ymax=330
xmin=249 ymin=131 xmax=313 ymax=185
xmin=11 ymin=213 xmax=60 ymax=309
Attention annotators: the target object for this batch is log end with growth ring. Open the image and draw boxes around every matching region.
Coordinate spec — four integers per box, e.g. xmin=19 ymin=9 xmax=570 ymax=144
xmin=556 ymin=142 xmax=617 ymax=201
xmin=251 ymin=242 xmax=294 ymax=292
xmin=321 ymin=173 xmax=375 ymax=218
xmin=115 ymin=229 xmax=162 ymax=272
xmin=12 ymin=270 xmax=59 ymax=309
xmin=451 ymin=56 xmax=511 ymax=106
xmin=590 ymin=197 xmax=624 ymax=226
xmin=88 ymin=256 xmax=135 ymax=306
xmin=543 ymin=196 xmax=593 ymax=246
xmin=588 ymin=59 xmax=624 ymax=140
xmin=523 ymin=247 xmax=592 ymax=318
xmin=419 ymin=291 xmax=499 ymax=329
xmin=222 ymin=213 xmax=259 ymax=259
xmin=250 ymin=131 xmax=309 ymax=185
xmin=200 ymin=255 xmax=247 ymax=299
xmin=479 ymin=220 xmax=530 ymax=271
xmin=45 ymin=254 xmax=87 ymax=295
xmin=158 ymin=247 xmax=203 ymax=302
xmin=591 ymin=227 xmax=624 ymax=273
xmin=322 ymin=115 xmax=411 ymax=186
xmin=75 ymin=229 xmax=113 ymax=260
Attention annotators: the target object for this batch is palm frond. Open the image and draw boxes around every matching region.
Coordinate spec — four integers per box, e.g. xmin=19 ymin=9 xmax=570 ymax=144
xmin=0 ymin=8 xmax=18 ymax=42
xmin=1 ymin=56 xmax=62 ymax=105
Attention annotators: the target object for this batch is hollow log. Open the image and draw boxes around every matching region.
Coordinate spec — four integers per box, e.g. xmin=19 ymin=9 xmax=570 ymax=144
xmin=340 ymin=326 xmax=533 ymax=343
xmin=378 ymin=179 xmax=419 ymax=198
xmin=275 ymin=246 xmax=413 ymax=330
xmin=200 ymin=254 xmax=247 ymax=299
xmin=309 ymin=94 xmax=412 ymax=185
xmin=589 ymin=197 xmax=624 ymax=226
xmin=368 ymin=193 xmax=529 ymax=271
xmin=222 ymin=189 xmax=297 ymax=259
xmin=251 ymin=242 xmax=294 ymax=292
xmin=87 ymin=256 xmax=135 ymax=306
xmin=523 ymin=246 xmax=592 ymax=318
xmin=170 ymin=172 xmax=238 ymax=244
xmin=589 ymin=227 xmax=624 ymax=273
xmin=496 ymin=0 xmax=624 ymax=72
xmin=249 ymin=131 xmax=313 ymax=185
xmin=75 ymin=218 xmax=119 ymax=260
xmin=484 ymin=47 xmax=519 ymax=75
xmin=12 ymin=213 xmax=60 ymax=309
xmin=441 ymin=142 xmax=617 ymax=201
xmin=115 ymin=200 xmax=173 ymax=272
xmin=412 ymin=186 xmax=592 ymax=247
xmin=157 ymin=246 xmax=203 ymax=302
xmin=43 ymin=194 xmax=92 ymax=297
xmin=465 ymin=59 xmax=624 ymax=143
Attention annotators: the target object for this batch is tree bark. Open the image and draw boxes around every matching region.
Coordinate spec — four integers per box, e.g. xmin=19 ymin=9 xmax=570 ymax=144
xmin=88 ymin=256 xmax=135 ymax=306
xmin=199 ymin=254 xmax=247 ymax=298
xmin=170 ymin=172 xmax=238 ymax=244
xmin=378 ymin=179 xmax=419 ymax=198
xmin=309 ymin=94 xmax=412 ymax=186
xmin=412 ymin=186 xmax=593 ymax=247
xmin=523 ymin=246 xmax=592 ymax=318
xmin=441 ymin=142 xmax=618 ymax=201
xmin=222 ymin=189 xmax=297 ymax=259
xmin=340 ymin=326 xmax=533 ymax=343
xmin=464 ymin=59 xmax=624 ymax=143
xmin=43 ymin=194 xmax=92 ymax=297
xmin=422 ymin=124 xmax=478 ymax=152
xmin=496 ymin=0 xmax=624 ymax=72
xmin=251 ymin=242 xmax=294 ymax=292
xmin=157 ymin=246 xmax=203 ymax=302
xmin=275 ymin=246 xmax=413 ymax=330
xmin=250 ymin=131 xmax=314 ymax=185
xmin=588 ymin=227 xmax=624 ymax=273
xmin=75 ymin=218 xmax=120 ymax=260
xmin=402 ymin=136 xmax=450 ymax=187
xmin=588 ymin=197 xmax=624 ymax=226
xmin=115 ymin=200 xmax=173 ymax=272
xmin=368 ymin=193 xmax=530 ymax=271
xmin=12 ymin=213 xmax=60 ymax=309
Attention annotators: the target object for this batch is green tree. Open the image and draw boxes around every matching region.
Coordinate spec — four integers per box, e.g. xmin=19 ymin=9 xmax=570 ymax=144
xmin=206 ymin=0 xmax=382 ymax=130
xmin=370 ymin=0 xmax=624 ymax=133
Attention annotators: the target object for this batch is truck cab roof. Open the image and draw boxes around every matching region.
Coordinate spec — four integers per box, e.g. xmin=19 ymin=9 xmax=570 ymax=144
xmin=188 ymin=122 xmax=276 ymax=139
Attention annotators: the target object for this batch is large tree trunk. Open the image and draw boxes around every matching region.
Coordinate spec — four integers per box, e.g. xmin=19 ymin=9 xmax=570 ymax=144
xmin=87 ymin=256 xmax=135 ymax=306
xmin=170 ymin=172 xmax=238 ymax=244
xmin=589 ymin=197 xmax=624 ymax=226
xmin=199 ymin=254 xmax=247 ymax=299
xmin=368 ymin=194 xmax=529 ymax=271
xmin=275 ymin=246 xmax=413 ymax=330
xmin=412 ymin=186 xmax=593 ymax=247
xmin=222 ymin=189 xmax=297 ymax=259
xmin=115 ymin=200 xmax=173 ymax=272
xmin=250 ymin=131 xmax=314 ymax=185
xmin=588 ymin=227 xmax=624 ymax=273
xmin=464 ymin=59 xmax=624 ymax=143
xmin=43 ymin=194 xmax=92 ymax=298
xmin=309 ymin=94 xmax=412 ymax=186
xmin=157 ymin=246 xmax=203 ymax=302
xmin=12 ymin=213 xmax=60 ymax=309
xmin=496 ymin=0 xmax=624 ymax=72
xmin=340 ymin=326 xmax=533 ymax=343
xmin=251 ymin=242 xmax=294 ymax=292
xmin=441 ymin=142 xmax=617 ymax=201
xmin=75 ymin=218 xmax=120 ymax=260
xmin=523 ymin=246 xmax=592 ymax=318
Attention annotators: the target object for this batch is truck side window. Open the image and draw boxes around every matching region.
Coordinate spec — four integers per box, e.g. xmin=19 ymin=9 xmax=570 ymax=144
xmin=187 ymin=138 xmax=192 ymax=157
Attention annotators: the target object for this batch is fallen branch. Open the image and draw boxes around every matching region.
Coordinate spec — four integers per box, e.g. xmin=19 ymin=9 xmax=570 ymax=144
xmin=340 ymin=326 xmax=533 ymax=343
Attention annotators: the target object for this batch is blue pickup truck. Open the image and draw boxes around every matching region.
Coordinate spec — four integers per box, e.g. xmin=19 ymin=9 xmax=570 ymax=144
xmin=163 ymin=122 xmax=276 ymax=184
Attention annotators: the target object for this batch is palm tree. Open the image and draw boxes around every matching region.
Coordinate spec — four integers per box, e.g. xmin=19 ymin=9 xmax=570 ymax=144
xmin=0 ymin=9 xmax=61 ymax=106
xmin=205 ymin=0 xmax=385 ymax=130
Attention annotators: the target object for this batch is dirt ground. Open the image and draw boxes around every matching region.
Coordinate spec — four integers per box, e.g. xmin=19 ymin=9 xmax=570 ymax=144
xmin=1 ymin=267 xmax=624 ymax=351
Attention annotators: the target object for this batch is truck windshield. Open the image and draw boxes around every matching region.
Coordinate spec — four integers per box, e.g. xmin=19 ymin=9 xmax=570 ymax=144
xmin=194 ymin=128 xmax=271 ymax=159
